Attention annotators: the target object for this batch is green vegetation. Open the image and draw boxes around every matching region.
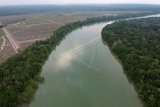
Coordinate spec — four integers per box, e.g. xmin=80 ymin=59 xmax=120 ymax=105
xmin=0 ymin=25 xmax=3 ymax=28
xmin=102 ymin=17 xmax=160 ymax=107
xmin=0 ymin=12 xmax=159 ymax=107
xmin=0 ymin=4 xmax=160 ymax=16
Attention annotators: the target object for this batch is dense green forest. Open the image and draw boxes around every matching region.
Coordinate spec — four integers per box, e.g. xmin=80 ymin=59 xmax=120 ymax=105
xmin=0 ymin=4 xmax=160 ymax=16
xmin=102 ymin=18 xmax=160 ymax=107
xmin=0 ymin=13 xmax=159 ymax=107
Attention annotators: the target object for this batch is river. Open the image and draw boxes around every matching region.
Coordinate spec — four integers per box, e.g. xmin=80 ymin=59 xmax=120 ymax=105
xmin=29 ymin=14 xmax=160 ymax=107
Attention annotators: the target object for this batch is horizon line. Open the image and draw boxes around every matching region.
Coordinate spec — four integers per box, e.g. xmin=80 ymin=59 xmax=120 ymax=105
xmin=0 ymin=3 xmax=160 ymax=7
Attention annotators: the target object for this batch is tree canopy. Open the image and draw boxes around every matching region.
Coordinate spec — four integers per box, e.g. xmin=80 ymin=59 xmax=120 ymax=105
xmin=102 ymin=17 xmax=160 ymax=107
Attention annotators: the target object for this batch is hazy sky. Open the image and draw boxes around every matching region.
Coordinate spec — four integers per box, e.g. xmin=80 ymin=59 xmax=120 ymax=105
xmin=1 ymin=0 xmax=160 ymax=6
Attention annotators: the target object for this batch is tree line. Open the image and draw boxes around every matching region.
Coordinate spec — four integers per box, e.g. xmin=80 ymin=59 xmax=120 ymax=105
xmin=102 ymin=17 xmax=160 ymax=107
xmin=0 ymin=12 xmax=159 ymax=107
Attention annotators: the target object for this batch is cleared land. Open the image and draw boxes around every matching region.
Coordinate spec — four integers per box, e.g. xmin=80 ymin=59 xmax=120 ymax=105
xmin=0 ymin=28 xmax=13 ymax=63
xmin=2 ymin=27 xmax=20 ymax=53
xmin=0 ymin=11 xmax=146 ymax=63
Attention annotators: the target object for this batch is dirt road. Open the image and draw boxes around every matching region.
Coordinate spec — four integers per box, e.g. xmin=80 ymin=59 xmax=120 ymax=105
xmin=0 ymin=22 xmax=20 ymax=53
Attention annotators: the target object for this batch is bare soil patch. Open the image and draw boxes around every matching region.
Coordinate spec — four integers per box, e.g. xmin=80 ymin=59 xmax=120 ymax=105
xmin=0 ymin=11 xmax=144 ymax=63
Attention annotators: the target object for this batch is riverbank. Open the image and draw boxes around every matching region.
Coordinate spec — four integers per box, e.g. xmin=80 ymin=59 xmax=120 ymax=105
xmin=102 ymin=18 xmax=160 ymax=107
xmin=0 ymin=12 xmax=159 ymax=107
xmin=29 ymin=17 xmax=143 ymax=107
xmin=102 ymin=40 xmax=146 ymax=107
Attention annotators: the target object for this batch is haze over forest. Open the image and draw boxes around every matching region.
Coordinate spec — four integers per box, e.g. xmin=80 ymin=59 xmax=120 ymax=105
xmin=0 ymin=0 xmax=160 ymax=6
